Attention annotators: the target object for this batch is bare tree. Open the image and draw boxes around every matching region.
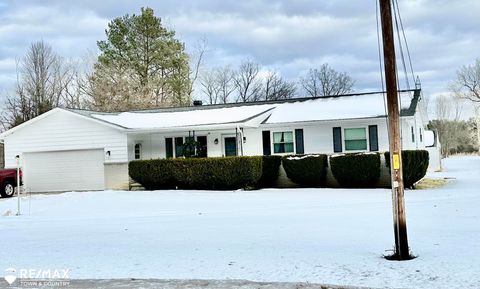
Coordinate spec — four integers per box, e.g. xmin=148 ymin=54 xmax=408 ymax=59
xmin=234 ymin=60 xmax=263 ymax=102
xmin=300 ymin=63 xmax=354 ymax=97
xmin=431 ymin=95 xmax=464 ymax=157
xmin=216 ymin=66 xmax=236 ymax=104
xmin=199 ymin=68 xmax=221 ymax=105
xmin=188 ymin=38 xmax=207 ymax=99
xmin=21 ymin=41 xmax=65 ymax=114
xmin=62 ymin=61 xmax=91 ymax=110
xmin=262 ymin=71 xmax=296 ymax=100
xmin=452 ymin=58 xmax=480 ymax=103
xmin=1 ymin=41 xmax=74 ymax=129
xmin=452 ymin=58 xmax=480 ymax=154
xmin=199 ymin=66 xmax=236 ymax=104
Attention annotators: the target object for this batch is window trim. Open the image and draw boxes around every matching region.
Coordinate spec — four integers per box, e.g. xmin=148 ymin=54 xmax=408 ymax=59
xmin=343 ymin=127 xmax=369 ymax=152
xmin=134 ymin=143 xmax=142 ymax=160
xmin=271 ymin=130 xmax=295 ymax=155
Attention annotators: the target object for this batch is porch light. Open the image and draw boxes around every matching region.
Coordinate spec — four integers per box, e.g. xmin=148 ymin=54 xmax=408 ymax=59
xmin=106 ymin=150 xmax=111 ymax=157
xmin=214 ymin=138 xmax=219 ymax=145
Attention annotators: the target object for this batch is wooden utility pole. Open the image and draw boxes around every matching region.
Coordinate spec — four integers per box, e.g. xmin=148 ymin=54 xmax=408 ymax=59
xmin=379 ymin=0 xmax=410 ymax=260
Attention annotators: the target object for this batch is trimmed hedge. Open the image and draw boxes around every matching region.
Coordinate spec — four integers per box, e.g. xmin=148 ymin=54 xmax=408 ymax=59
xmin=258 ymin=155 xmax=282 ymax=187
xmin=330 ymin=153 xmax=381 ymax=188
xmin=282 ymin=154 xmax=328 ymax=187
xmin=129 ymin=156 xmax=262 ymax=190
xmin=385 ymin=150 xmax=429 ymax=188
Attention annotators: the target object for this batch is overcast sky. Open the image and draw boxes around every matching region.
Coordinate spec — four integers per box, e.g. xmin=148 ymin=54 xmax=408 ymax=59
xmin=0 ymin=0 xmax=479 ymax=109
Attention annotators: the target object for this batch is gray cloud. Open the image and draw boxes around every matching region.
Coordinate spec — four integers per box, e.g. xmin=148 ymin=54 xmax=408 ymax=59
xmin=0 ymin=0 xmax=479 ymax=103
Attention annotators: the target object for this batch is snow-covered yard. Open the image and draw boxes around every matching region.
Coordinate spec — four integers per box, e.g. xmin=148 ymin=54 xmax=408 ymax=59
xmin=1 ymin=156 xmax=479 ymax=289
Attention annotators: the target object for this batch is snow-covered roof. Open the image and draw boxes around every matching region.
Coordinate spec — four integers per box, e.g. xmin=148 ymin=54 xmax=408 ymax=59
xmin=90 ymin=104 xmax=275 ymax=129
xmin=69 ymin=90 xmax=420 ymax=131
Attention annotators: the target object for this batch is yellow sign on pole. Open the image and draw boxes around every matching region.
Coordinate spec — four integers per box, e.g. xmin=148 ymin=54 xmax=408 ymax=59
xmin=393 ymin=153 xmax=400 ymax=170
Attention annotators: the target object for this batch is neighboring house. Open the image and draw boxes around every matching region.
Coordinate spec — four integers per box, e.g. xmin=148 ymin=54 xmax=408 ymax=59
xmin=0 ymin=88 xmax=438 ymax=193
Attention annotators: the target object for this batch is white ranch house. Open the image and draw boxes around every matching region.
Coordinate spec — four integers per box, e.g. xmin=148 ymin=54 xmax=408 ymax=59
xmin=0 ymin=88 xmax=439 ymax=193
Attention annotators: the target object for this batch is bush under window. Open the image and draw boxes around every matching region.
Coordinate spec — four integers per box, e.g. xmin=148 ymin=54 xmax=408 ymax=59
xmin=282 ymin=154 xmax=328 ymax=187
xmin=129 ymin=156 xmax=262 ymax=190
xmin=330 ymin=153 xmax=381 ymax=187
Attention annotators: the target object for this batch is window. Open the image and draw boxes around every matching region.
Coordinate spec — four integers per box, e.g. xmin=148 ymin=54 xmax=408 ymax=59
xmin=169 ymin=135 xmax=207 ymax=158
xmin=174 ymin=137 xmax=184 ymax=157
xmin=273 ymin=131 xmax=294 ymax=154
xmin=411 ymin=126 xmax=415 ymax=143
xmin=344 ymin=128 xmax=367 ymax=151
xmin=196 ymin=136 xmax=208 ymax=157
xmin=183 ymin=136 xmax=195 ymax=157
xmin=165 ymin=138 xmax=173 ymax=158
xmin=419 ymin=128 xmax=423 ymax=142
xmin=134 ymin=143 xmax=142 ymax=160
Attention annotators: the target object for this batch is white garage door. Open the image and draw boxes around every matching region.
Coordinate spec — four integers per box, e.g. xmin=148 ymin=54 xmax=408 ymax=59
xmin=23 ymin=149 xmax=105 ymax=192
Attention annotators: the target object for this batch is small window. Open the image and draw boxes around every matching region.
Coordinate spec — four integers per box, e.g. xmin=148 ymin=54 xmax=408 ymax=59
xmin=165 ymin=138 xmax=173 ymax=158
xmin=344 ymin=128 xmax=367 ymax=151
xmin=411 ymin=126 xmax=415 ymax=143
xmin=196 ymin=136 xmax=208 ymax=157
xmin=183 ymin=136 xmax=195 ymax=157
xmin=272 ymin=131 xmax=294 ymax=154
xmin=175 ymin=137 xmax=184 ymax=158
xmin=134 ymin=143 xmax=142 ymax=160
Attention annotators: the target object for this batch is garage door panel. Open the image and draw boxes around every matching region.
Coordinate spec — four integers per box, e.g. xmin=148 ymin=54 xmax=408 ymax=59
xmin=23 ymin=149 xmax=105 ymax=192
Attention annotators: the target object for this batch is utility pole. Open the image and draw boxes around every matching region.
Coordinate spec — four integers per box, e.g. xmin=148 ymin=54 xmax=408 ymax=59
xmin=379 ymin=0 xmax=411 ymax=260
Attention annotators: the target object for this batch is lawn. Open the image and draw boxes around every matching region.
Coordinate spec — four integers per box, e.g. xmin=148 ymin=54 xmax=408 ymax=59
xmin=1 ymin=156 xmax=479 ymax=289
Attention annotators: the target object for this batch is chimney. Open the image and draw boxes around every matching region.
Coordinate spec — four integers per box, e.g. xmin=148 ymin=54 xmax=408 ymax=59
xmin=193 ymin=100 xmax=203 ymax=106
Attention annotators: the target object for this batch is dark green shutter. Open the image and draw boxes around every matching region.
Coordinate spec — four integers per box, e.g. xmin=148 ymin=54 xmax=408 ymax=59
xmin=165 ymin=138 xmax=173 ymax=158
xmin=368 ymin=125 xmax=379 ymax=151
xmin=262 ymin=131 xmax=271 ymax=155
xmin=333 ymin=127 xmax=342 ymax=153
xmin=295 ymin=129 xmax=304 ymax=154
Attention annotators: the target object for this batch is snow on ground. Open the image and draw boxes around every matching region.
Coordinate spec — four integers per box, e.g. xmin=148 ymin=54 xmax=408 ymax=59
xmin=0 ymin=156 xmax=479 ymax=289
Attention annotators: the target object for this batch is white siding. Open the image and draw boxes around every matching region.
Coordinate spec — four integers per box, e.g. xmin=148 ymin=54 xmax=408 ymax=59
xmin=126 ymin=118 xmax=410 ymax=159
xmin=4 ymin=110 xmax=127 ymax=168
xmin=127 ymin=129 xmax=240 ymax=160
xmin=246 ymin=118 xmax=390 ymax=155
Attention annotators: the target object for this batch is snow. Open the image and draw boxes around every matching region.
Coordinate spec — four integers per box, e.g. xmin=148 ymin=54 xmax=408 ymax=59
xmin=91 ymin=105 xmax=275 ymax=129
xmin=265 ymin=91 xmax=413 ymax=124
xmin=1 ymin=156 xmax=478 ymax=289
xmin=89 ymin=91 xmax=415 ymax=129
xmin=286 ymin=154 xmax=323 ymax=160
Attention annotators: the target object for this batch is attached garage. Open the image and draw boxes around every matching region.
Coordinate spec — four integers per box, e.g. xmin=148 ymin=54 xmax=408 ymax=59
xmin=23 ymin=149 xmax=105 ymax=193
xmin=0 ymin=108 xmax=130 ymax=193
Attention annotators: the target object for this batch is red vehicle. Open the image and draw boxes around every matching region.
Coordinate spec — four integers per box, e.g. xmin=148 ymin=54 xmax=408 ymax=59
xmin=0 ymin=169 xmax=22 ymax=198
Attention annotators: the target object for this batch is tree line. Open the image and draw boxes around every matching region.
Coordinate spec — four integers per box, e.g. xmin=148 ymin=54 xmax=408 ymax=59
xmin=428 ymin=59 xmax=480 ymax=157
xmin=0 ymin=7 xmax=355 ymax=130
xmin=199 ymin=61 xmax=354 ymax=104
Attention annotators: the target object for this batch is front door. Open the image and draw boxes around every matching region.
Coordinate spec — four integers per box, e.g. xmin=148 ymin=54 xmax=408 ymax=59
xmin=224 ymin=137 xmax=237 ymax=157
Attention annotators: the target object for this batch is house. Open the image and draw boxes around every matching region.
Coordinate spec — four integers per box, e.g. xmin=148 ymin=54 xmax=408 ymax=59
xmin=0 ymin=88 xmax=438 ymax=193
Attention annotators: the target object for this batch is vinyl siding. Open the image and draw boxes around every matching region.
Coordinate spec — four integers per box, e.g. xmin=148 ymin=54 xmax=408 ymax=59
xmin=4 ymin=110 xmax=127 ymax=168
